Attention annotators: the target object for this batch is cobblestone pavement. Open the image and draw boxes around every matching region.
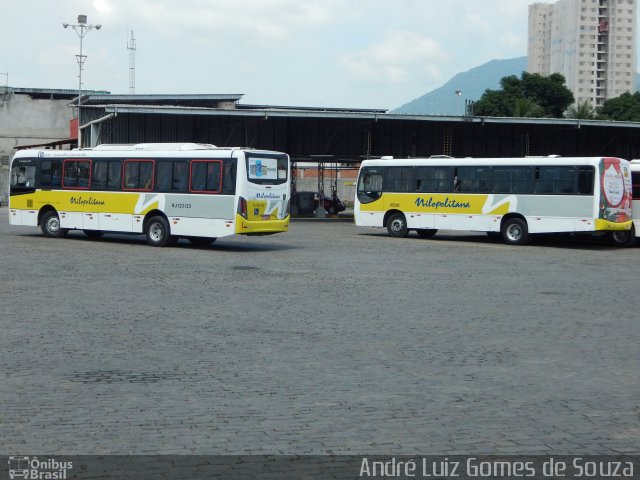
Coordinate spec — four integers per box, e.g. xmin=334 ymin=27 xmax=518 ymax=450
xmin=1 ymin=207 xmax=639 ymax=455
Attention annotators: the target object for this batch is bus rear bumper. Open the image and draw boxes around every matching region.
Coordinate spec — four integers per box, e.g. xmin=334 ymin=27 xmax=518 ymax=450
xmin=235 ymin=215 xmax=290 ymax=235
xmin=595 ymin=219 xmax=633 ymax=231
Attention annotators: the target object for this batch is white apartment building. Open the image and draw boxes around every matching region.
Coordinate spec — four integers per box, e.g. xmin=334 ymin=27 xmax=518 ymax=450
xmin=528 ymin=0 xmax=637 ymax=108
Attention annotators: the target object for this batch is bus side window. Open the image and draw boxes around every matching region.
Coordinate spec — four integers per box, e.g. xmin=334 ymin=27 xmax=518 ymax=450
xmin=190 ymin=160 xmax=222 ymax=193
xmin=206 ymin=162 xmax=221 ymax=191
xmin=535 ymin=166 xmax=575 ymax=194
xmin=156 ymin=161 xmax=172 ymax=191
xmin=77 ymin=161 xmax=91 ymax=188
xmin=221 ymin=160 xmax=237 ymax=195
xmin=633 ymin=172 xmax=640 ymax=200
xmin=63 ymin=161 xmax=75 ymax=187
xmin=173 ymin=162 xmax=188 ymax=191
xmin=190 ymin=162 xmax=206 ymax=191
xmin=40 ymin=160 xmax=62 ymax=188
xmin=124 ymin=161 xmax=138 ymax=189
xmin=577 ymin=166 xmax=594 ymax=195
xmin=93 ymin=161 xmax=108 ymax=190
xmin=124 ymin=160 xmax=154 ymax=191
xmin=107 ymin=161 xmax=122 ymax=190
xmin=386 ymin=167 xmax=414 ymax=192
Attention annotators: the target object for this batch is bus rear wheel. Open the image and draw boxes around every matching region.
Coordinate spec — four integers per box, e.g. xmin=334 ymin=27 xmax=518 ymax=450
xmin=501 ymin=217 xmax=529 ymax=245
xmin=41 ymin=210 xmax=68 ymax=238
xmin=387 ymin=212 xmax=409 ymax=238
xmin=610 ymin=226 xmax=636 ymax=247
xmin=145 ymin=216 xmax=177 ymax=247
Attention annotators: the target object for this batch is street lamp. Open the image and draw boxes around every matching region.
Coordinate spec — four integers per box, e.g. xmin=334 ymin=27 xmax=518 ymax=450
xmin=63 ymin=15 xmax=101 ymax=148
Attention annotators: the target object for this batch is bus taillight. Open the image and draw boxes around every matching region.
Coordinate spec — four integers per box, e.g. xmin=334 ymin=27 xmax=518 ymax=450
xmin=238 ymin=196 xmax=248 ymax=219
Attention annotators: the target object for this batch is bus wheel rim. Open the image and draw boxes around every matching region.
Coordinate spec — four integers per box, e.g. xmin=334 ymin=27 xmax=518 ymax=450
xmin=47 ymin=216 xmax=60 ymax=233
xmin=150 ymin=223 xmax=164 ymax=242
xmin=507 ymin=224 xmax=521 ymax=241
xmin=613 ymin=231 xmax=628 ymax=242
xmin=391 ymin=219 xmax=404 ymax=232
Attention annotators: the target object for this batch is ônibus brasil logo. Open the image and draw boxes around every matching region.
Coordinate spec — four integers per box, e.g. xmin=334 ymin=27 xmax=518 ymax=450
xmin=8 ymin=456 xmax=73 ymax=479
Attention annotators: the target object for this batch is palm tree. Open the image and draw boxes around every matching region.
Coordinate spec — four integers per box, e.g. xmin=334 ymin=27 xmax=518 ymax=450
xmin=511 ymin=98 xmax=544 ymax=117
xmin=565 ymin=100 xmax=596 ymax=119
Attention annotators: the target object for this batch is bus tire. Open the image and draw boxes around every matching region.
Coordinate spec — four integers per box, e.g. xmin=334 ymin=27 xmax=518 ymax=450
xmin=416 ymin=229 xmax=437 ymax=238
xmin=41 ymin=210 xmax=68 ymax=238
xmin=187 ymin=236 xmax=217 ymax=247
xmin=387 ymin=212 xmax=409 ymax=238
xmin=610 ymin=226 xmax=636 ymax=247
xmin=501 ymin=217 xmax=529 ymax=245
xmin=145 ymin=216 xmax=176 ymax=247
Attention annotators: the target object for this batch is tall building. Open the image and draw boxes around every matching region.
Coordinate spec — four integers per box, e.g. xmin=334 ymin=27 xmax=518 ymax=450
xmin=528 ymin=0 xmax=637 ymax=108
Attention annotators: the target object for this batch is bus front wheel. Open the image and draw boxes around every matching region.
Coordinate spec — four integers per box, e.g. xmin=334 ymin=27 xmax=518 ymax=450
xmin=501 ymin=217 xmax=529 ymax=245
xmin=145 ymin=216 xmax=177 ymax=247
xmin=41 ymin=210 xmax=68 ymax=238
xmin=387 ymin=212 xmax=409 ymax=238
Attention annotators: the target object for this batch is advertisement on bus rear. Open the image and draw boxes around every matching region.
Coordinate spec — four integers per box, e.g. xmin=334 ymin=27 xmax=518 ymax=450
xmin=600 ymin=158 xmax=632 ymax=222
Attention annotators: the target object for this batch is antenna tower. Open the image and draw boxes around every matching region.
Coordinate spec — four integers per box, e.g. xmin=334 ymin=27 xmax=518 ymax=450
xmin=127 ymin=30 xmax=136 ymax=93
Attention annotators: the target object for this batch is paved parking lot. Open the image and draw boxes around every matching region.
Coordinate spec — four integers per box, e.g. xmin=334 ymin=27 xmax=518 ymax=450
xmin=0 ymin=207 xmax=639 ymax=455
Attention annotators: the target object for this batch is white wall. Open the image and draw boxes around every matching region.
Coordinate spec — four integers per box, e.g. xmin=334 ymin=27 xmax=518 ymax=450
xmin=0 ymin=91 xmax=73 ymax=205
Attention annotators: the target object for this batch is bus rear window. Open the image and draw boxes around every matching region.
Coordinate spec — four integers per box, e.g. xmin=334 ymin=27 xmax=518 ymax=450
xmin=246 ymin=155 xmax=287 ymax=185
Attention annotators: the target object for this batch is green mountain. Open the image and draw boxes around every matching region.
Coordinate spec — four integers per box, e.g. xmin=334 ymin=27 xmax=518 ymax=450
xmin=393 ymin=57 xmax=528 ymax=115
xmin=393 ymin=56 xmax=640 ymax=115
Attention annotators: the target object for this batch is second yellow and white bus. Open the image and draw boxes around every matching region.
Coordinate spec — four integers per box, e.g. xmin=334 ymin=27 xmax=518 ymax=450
xmin=355 ymin=155 xmax=633 ymax=245
xmin=9 ymin=143 xmax=291 ymax=246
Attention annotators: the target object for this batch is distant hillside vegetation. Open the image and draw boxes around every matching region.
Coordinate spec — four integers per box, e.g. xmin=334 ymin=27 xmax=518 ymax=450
xmin=393 ymin=56 xmax=640 ymax=115
xmin=393 ymin=57 xmax=528 ymax=115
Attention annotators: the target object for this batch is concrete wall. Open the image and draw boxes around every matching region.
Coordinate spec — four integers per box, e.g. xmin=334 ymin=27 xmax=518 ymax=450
xmin=0 ymin=91 xmax=73 ymax=205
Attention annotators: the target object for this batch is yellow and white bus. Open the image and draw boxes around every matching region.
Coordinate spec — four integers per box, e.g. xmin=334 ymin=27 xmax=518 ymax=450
xmin=355 ymin=156 xmax=633 ymax=245
xmin=9 ymin=143 xmax=290 ymax=246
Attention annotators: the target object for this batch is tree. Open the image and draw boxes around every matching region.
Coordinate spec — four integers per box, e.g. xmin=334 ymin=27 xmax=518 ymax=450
xmin=473 ymin=72 xmax=574 ymax=118
xmin=511 ymin=98 xmax=545 ymax=118
xmin=598 ymin=92 xmax=640 ymax=121
xmin=565 ymin=100 xmax=596 ymax=119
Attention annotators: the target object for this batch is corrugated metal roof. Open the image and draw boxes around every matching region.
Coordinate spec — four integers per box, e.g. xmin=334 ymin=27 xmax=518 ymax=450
xmin=7 ymin=87 xmax=109 ymax=99
xmin=92 ymin=104 xmax=640 ymax=129
xmin=83 ymin=93 xmax=243 ymax=106
xmin=238 ymin=103 xmax=387 ymax=114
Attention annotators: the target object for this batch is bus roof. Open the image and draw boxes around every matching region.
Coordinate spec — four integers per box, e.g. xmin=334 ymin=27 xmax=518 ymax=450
xmin=91 ymin=143 xmax=219 ymax=151
xmin=12 ymin=143 xmax=287 ymax=159
xmin=360 ymin=156 xmax=623 ymax=168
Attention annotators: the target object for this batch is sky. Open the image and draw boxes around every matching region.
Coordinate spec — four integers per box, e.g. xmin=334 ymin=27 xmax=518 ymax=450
xmin=0 ymin=0 xmax=637 ymax=110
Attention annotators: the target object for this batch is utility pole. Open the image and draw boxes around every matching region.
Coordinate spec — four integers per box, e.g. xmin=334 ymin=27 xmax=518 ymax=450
xmin=127 ymin=30 xmax=136 ymax=94
xmin=63 ymin=15 xmax=102 ymax=148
